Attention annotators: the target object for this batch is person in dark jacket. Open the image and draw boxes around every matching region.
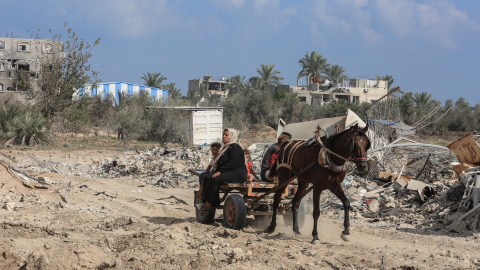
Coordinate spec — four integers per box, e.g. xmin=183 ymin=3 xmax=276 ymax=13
xmin=195 ymin=128 xmax=247 ymax=211
xmin=260 ymin=132 xmax=292 ymax=181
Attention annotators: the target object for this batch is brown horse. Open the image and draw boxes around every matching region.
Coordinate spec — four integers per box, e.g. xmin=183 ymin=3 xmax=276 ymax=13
xmin=265 ymin=124 xmax=370 ymax=243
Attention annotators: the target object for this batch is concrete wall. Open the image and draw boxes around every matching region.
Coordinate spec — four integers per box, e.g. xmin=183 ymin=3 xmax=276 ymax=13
xmin=0 ymin=37 xmax=63 ymax=92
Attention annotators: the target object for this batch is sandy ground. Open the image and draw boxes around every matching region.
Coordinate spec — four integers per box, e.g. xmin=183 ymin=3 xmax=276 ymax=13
xmin=1 ymin=148 xmax=479 ymax=270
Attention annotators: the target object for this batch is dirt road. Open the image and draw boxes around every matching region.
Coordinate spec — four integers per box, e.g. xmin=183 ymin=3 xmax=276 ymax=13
xmin=0 ymin=149 xmax=479 ymax=269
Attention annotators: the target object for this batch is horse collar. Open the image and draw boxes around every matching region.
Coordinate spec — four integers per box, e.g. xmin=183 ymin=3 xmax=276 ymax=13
xmin=325 ymin=149 xmax=347 ymax=172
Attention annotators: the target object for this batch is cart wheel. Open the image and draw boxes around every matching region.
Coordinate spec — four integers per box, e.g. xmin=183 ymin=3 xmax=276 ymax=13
xmin=254 ymin=205 xmax=272 ymax=224
xmin=194 ymin=191 xmax=216 ymax=224
xmin=223 ymin=194 xmax=247 ymax=230
xmin=283 ymin=199 xmax=306 ymax=229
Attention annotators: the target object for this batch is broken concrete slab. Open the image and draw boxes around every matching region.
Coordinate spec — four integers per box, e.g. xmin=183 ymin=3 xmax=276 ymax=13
xmin=393 ymin=178 xmax=407 ymax=192
xmin=367 ymin=199 xmax=380 ymax=212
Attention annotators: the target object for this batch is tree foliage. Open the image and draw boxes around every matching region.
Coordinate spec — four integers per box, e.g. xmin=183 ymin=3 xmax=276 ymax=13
xmin=375 ymin=75 xmax=394 ymax=89
xmin=298 ymin=51 xmax=329 ymax=84
xmin=256 ymin=64 xmax=283 ymax=90
xmin=30 ymin=23 xmax=100 ymax=118
xmin=141 ymin=72 xmax=167 ymax=88
xmin=325 ymin=65 xmax=346 ymax=84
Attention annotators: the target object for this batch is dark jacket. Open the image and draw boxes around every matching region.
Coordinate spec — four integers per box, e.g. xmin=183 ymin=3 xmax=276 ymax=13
xmin=216 ymin=143 xmax=248 ymax=179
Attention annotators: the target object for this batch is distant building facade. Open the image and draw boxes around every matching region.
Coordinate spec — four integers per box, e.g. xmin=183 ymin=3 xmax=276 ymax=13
xmin=282 ymin=78 xmax=389 ymax=105
xmin=78 ymin=82 xmax=169 ymax=105
xmin=190 ymin=74 xmax=388 ymax=105
xmin=0 ymin=37 xmax=63 ymax=92
xmin=188 ymin=75 xmax=228 ymax=98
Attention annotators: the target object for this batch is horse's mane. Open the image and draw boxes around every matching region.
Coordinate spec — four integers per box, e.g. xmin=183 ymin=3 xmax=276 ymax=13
xmin=321 ymin=125 xmax=367 ymax=145
xmin=322 ymin=127 xmax=352 ymax=144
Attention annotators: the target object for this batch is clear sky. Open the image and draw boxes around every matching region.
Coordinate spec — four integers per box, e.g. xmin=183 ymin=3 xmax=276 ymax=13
xmin=1 ymin=0 xmax=479 ymax=104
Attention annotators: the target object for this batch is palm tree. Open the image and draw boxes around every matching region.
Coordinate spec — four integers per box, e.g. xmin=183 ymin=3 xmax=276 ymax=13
xmin=163 ymin=82 xmax=182 ymax=102
xmin=298 ymin=51 xmax=329 ymax=85
xmin=375 ymin=75 xmax=394 ymax=89
xmin=141 ymin=72 xmax=167 ymax=88
xmin=325 ymin=65 xmax=346 ymax=85
xmin=413 ymin=92 xmax=433 ymax=107
xmin=256 ymin=64 xmax=283 ymax=90
xmin=226 ymin=75 xmax=245 ymax=95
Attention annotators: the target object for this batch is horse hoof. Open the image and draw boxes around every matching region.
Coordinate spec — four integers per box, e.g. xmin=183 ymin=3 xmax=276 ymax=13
xmin=341 ymin=233 xmax=350 ymax=242
xmin=311 ymin=239 xmax=321 ymax=245
xmin=294 ymin=230 xmax=301 ymax=235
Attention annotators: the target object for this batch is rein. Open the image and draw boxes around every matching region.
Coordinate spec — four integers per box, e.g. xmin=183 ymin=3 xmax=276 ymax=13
xmin=315 ymin=134 xmax=351 ymax=163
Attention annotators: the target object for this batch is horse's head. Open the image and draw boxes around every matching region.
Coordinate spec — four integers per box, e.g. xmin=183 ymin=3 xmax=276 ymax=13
xmin=347 ymin=124 xmax=370 ymax=173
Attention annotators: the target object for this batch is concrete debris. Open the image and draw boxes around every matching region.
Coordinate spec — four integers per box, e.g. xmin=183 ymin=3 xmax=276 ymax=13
xmin=311 ymin=133 xmax=480 ymax=233
xmin=87 ymin=146 xmax=208 ymax=188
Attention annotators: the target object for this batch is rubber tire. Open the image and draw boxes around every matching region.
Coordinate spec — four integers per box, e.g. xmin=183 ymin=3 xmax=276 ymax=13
xmin=254 ymin=205 xmax=272 ymax=224
xmin=283 ymin=199 xmax=306 ymax=229
xmin=194 ymin=191 xmax=216 ymax=224
xmin=223 ymin=194 xmax=247 ymax=230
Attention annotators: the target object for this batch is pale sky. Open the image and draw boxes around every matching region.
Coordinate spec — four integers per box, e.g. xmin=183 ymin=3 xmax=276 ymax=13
xmin=1 ymin=0 xmax=479 ymax=104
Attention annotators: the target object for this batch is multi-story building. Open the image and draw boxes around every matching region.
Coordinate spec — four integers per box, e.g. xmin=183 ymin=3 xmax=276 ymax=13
xmin=277 ymin=78 xmax=389 ymax=105
xmin=192 ymin=74 xmax=389 ymax=105
xmin=188 ymin=75 xmax=228 ymax=98
xmin=0 ymin=37 xmax=63 ymax=92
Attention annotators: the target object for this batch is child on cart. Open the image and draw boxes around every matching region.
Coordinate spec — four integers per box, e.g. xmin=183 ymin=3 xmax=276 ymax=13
xmin=195 ymin=142 xmax=221 ymax=198
xmin=244 ymin=149 xmax=259 ymax=182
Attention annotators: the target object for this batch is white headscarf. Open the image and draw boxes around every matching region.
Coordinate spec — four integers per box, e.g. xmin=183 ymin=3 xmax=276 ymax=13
xmin=212 ymin=128 xmax=238 ymax=171
xmin=224 ymin=128 xmax=238 ymax=146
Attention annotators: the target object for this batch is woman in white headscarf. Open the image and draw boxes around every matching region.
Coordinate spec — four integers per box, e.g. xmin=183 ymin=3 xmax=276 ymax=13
xmin=196 ymin=128 xmax=247 ymax=211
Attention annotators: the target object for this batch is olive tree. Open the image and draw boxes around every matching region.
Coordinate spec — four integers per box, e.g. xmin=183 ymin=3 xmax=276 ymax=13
xmin=29 ymin=23 xmax=100 ymax=118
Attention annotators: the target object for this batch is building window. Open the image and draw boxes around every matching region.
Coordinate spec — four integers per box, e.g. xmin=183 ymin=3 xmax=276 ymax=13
xmin=0 ymin=83 xmax=3 ymax=91
xmin=44 ymin=43 xmax=53 ymax=53
xmin=18 ymin=63 xmax=30 ymax=72
xmin=0 ymin=62 xmax=5 ymax=71
xmin=353 ymin=96 xmax=360 ymax=104
xmin=0 ymin=41 xmax=5 ymax=50
xmin=18 ymin=43 xmax=30 ymax=51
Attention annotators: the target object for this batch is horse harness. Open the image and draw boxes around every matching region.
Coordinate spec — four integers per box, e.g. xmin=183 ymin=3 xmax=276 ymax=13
xmin=275 ymin=132 xmax=367 ymax=174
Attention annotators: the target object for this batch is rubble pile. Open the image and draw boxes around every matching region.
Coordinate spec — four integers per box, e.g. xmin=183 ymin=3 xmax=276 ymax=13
xmin=88 ymin=146 xmax=211 ymax=188
xmin=315 ymin=133 xmax=480 ymax=234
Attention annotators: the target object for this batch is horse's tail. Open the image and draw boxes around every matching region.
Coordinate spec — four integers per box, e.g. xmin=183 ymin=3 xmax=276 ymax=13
xmin=268 ymin=161 xmax=278 ymax=178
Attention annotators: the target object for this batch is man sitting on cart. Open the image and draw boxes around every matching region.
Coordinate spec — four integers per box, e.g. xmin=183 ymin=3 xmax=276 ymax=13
xmin=260 ymin=132 xmax=292 ymax=182
xmin=195 ymin=128 xmax=247 ymax=211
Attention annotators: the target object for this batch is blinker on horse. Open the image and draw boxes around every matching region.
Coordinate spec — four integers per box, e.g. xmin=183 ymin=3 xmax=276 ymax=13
xmin=265 ymin=124 xmax=370 ymax=244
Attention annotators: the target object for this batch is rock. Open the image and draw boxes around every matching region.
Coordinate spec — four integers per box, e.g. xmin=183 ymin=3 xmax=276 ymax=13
xmin=367 ymin=199 xmax=379 ymax=212
xmin=445 ymin=212 xmax=462 ymax=225
xmin=233 ymin=248 xmax=244 ymax=260
xmin=4 ymin=202 xmax=15 ymax=211
xmin=386 ymin=208 xmax=402 ymax=216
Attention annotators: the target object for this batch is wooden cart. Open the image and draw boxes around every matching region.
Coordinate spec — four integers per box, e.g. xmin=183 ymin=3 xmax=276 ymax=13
xmin=189 ymin=169 xmax=306 ymax=230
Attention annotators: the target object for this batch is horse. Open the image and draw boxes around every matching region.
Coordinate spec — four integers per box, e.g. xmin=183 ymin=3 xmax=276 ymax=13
xmin=265 ymin=123 xmax=370 ymax=244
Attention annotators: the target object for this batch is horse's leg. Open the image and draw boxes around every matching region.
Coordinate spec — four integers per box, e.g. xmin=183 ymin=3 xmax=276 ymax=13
xmin=311 ymin=186 xmax=322 ymax=244
xmin=330 ymin=183 xmax=351 ymax=242
xmin=264 ymin=190 xmax=282 ymax=234
xmin=292 ymin=180 xmax=308 ymax=235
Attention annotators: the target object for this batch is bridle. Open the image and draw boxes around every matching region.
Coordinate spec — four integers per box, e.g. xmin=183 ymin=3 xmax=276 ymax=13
xmin=350 ymin=136 xmax=369 ymax=162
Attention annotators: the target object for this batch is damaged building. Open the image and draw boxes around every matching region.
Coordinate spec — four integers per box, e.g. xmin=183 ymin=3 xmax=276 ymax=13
xmin=0 ymin=37 xmax=63 ymax=95
xmin=276 ymin=78 xmax=389 ymax=105
xmin=189 ymin=74 xmax=388 ymax=105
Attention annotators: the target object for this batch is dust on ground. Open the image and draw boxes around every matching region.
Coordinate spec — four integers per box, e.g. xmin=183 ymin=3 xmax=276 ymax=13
xmin=0 ymin=135 xmax=479 ymax=270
